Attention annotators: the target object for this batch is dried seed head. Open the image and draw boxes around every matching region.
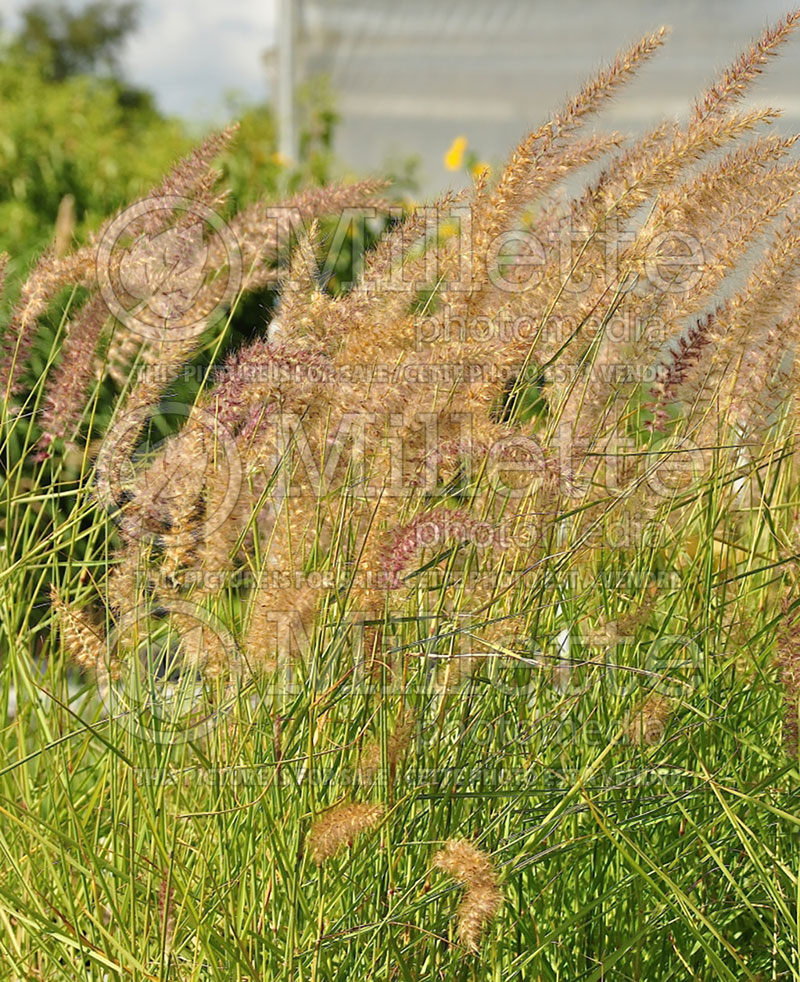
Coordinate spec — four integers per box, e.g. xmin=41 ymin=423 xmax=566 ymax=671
xmin=359 ymin=709 xmax=415 ymax=782
xmin=158 ymin=869 xmax=175 ymax=958
xmin=626 ymin=693 xmax=672 ymax=746
xmin=433 ymin=838 xmax=496 ymax=884
xmin=50 ymin=586 xmax=118 ymax=682
xmin=456 ymin=880 xmax=504 ymax=952
xmin=307 ymin=802 xmax=384 ymax=865
xmin=433 ymin=839 xmax=502 ymax=953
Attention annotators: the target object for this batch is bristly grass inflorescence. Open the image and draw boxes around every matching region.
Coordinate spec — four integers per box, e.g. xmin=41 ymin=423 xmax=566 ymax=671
xmin=4 ymin=11 xmax=800 ymax=966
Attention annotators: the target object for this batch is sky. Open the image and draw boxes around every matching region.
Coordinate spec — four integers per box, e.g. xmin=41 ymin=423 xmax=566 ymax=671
xmin=2 ymin=0 xmax=278 ymax=120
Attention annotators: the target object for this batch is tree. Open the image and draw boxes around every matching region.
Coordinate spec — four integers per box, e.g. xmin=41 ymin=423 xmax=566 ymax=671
xmin=12 ymin=0 xmax=140 ymax=81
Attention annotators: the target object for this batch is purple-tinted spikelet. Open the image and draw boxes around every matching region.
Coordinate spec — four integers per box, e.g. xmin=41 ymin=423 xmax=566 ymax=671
xmin=36 ymin=295 xmax=110 ymax=455
xmin=211 ymin=338 xmax=331 ymax=431
xmin=647 ymin=312 xmax=716 ymax=429
xmin=382 ymin=511 xmax=503 ymax=589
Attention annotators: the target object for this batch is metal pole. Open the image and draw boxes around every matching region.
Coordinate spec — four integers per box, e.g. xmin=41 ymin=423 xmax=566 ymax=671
xmin=277 ymin=0 xmax=297 ymax=163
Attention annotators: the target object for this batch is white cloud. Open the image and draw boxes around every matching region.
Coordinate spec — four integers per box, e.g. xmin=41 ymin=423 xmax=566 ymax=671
xmin=122 ymin=0 xmax=276 ymax=118
xmin=2 ymin=0 xmax=277 ymax=120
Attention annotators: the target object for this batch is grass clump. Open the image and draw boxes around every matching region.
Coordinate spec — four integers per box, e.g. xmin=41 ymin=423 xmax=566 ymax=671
xmin=2 ymin=11 xmax=800 ymax=979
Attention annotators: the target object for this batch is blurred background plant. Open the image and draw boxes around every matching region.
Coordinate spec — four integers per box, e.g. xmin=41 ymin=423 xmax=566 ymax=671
xmin=0 ymin=1 xmax=187 ymax=272
xmin=0 ymin=0 xmax=411 ymax=299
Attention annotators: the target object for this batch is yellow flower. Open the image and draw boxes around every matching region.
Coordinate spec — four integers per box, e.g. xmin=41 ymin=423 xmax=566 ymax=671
xmin=438 ymin=218 xmax=459 ymax=241
xmin=444 ymin=135 xmax=468 ymax=171
xmin=471 ymin=161 xmax=491 ymax=179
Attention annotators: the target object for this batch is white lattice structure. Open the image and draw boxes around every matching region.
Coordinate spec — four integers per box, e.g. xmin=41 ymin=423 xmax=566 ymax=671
xmin=279 ymin=0 xmax=800 ymax=191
